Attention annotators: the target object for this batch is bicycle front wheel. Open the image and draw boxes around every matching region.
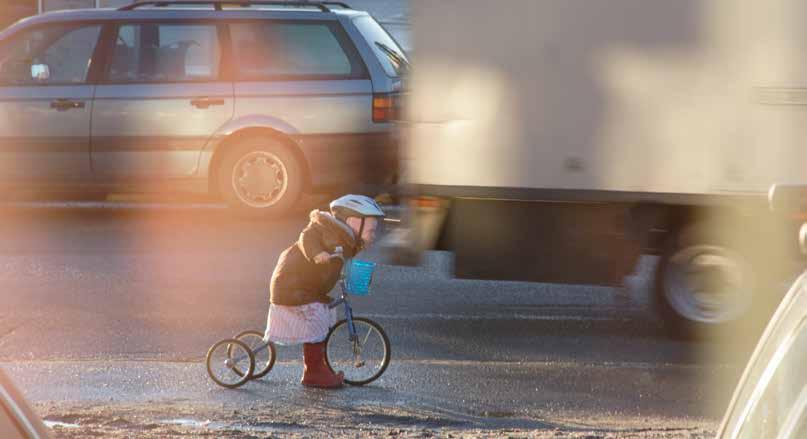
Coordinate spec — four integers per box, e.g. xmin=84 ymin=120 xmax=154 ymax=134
xmin=206 ymin=338 xmax=254 ymax=389
xmin=325 ymin=317 xmax=390 ymax=386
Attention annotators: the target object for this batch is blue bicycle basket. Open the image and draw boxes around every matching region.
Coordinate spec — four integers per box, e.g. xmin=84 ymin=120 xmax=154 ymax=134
xmin=345 ymin=260 xmax=376 ymax=295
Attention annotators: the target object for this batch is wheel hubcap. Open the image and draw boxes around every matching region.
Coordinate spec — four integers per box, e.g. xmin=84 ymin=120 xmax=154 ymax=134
xmin=232 ymin=152 xmax=288 ymax=208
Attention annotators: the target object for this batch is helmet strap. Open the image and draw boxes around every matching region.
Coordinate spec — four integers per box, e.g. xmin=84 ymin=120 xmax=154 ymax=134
xmin=356 ymin=217 xmax=366 ymax=250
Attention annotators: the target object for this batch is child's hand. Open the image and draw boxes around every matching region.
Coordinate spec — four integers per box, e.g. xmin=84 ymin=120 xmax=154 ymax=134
xmin=313 ymin=252 xmax=332 ymax=264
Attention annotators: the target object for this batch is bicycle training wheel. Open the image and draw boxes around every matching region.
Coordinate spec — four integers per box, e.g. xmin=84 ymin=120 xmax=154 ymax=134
xmin=325 ymin=317 xmax=390 ymax=386
xmin=206 ymin=338 xmax=254 ymax=389
xmin=232 ymin=330 xmax=276 ymax=379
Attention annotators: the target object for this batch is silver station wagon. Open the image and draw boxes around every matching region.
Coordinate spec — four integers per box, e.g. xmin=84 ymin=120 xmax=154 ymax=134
xmin=0 ymin=1 xmax=406 ymax=215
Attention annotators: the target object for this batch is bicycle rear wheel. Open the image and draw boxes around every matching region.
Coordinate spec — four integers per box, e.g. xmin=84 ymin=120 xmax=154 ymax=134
xmin=325 ymin=317 xmax=390 ymax=386
xmin=232 ymin=330 xmax=276 ymax=380
xmin=206 ymin=338 xmax=254 ymax=389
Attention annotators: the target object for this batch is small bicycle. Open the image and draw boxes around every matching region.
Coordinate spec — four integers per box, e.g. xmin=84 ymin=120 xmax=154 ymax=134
xmin=206 ymin=248 xmax=391 ymax=389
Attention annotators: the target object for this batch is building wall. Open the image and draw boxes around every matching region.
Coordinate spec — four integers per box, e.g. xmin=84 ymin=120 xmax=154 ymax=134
xmin=42 ymin=0 xmax=95 ymax=12
xmin=1 ymin=0 xmax=135 ymax=35
xmin=0 ymin=1 xmax=36 ymax=30
xmin=40 ymin=0 xmax=135 ymax=13
xmin=99 ymin=0 xmax=136 ymax=7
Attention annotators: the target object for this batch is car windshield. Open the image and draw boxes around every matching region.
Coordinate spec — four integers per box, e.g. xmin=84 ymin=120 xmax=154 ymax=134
xmin=719 ymin=273 xmax=807 ymax=439
xmin=735 ymin=319 xmax=806 ymax=438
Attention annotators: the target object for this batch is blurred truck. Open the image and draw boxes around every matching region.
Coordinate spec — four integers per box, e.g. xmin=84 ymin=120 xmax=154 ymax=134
xmin=401 ymin=0 xmax=807 ymax=337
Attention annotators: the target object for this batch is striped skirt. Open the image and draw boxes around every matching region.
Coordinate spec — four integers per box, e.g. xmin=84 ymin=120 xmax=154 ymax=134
xmin=264 ymin=302 xmax=337 ymax=345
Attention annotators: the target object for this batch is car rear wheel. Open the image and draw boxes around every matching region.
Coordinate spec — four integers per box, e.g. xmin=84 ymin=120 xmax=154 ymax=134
xmin=218 ymin=137 xmax=303 ymax=217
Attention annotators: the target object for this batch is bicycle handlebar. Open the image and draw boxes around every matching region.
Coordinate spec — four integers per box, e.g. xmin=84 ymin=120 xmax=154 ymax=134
xmin=329 ymin=246 xmax=345 ymax=261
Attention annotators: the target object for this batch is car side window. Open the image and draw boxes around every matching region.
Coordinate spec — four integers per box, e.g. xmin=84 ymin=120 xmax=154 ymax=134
xmin=0 ymin=24 xmax=101 ymax=85
xmin=107 ymin=23 xmax=221 ymax=83
xmin=737 ymin=320 xmax=807 ymax=439
xmin=230 ymin=21 xmax=360 ymax=79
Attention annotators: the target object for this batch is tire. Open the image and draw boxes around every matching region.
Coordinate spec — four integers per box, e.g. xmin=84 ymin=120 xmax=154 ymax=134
xmin=654 ymin=218 xmax=785 ymax=339
xmin=324 ymin=317 xmax=390 ymax=386
xmin=217 ymin=136 xmax=303 ymax=217
xmin=206 ymin=338 xmax=255 ymax=389
xmin=232 ymin=330 xmax=276 ymax=380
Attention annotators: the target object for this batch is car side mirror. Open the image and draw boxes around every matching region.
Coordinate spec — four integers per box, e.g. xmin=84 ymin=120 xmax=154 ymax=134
xmin=768 ymin=184 xmax=807 ymax=212
xmin=30 ymin=64 xmax=50 ymax=82
xmin=799 ymin=223 xmax=807 ymax=256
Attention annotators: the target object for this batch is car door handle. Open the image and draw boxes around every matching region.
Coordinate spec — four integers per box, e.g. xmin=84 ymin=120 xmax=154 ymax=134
xmin=50 ymin=99 xmax=85 ymax=111
xmin=190 ymin=97 xmax=225 ymax=109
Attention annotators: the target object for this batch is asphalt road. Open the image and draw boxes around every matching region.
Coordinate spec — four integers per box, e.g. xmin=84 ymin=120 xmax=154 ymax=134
xmin=0 ymin=202 xmax=750 ymax=437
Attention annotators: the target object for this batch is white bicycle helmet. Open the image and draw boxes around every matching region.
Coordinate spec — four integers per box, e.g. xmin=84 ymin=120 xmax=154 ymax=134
xmin=330 ymin=194 xmax=386 ymax=220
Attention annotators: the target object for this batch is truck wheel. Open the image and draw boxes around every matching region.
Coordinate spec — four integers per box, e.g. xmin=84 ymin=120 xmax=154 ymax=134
xmin=218 ymin=137 xmax=303 ymax=218
xmin=654 ymin=222 xmax=757 ymax=339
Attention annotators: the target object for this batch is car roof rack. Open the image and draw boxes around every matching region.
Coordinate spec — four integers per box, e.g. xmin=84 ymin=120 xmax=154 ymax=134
xmin=119 ymin=1 xmax=352 ymax=13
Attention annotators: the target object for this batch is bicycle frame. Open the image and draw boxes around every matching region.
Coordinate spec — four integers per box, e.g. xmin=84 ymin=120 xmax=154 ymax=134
xmin=329 ymin=268 xmax=360 ymax=344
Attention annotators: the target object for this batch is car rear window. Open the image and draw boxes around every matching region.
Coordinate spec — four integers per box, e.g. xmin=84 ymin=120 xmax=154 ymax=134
xmin=230 ymin=21 xmax=365 ymax=80
xmin=352 ymin=15 xmax=408 ymax=78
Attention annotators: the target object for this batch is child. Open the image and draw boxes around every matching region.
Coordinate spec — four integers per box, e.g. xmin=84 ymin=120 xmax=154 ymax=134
xmin=264 ymin=194 xmax=385 ymax=388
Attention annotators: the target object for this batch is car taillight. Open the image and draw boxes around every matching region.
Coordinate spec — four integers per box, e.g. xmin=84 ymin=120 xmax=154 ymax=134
xmin=372 ymin=93 xmax=398 ymax=123
xmin=410 ymin=196 xmax=443 ymax=209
